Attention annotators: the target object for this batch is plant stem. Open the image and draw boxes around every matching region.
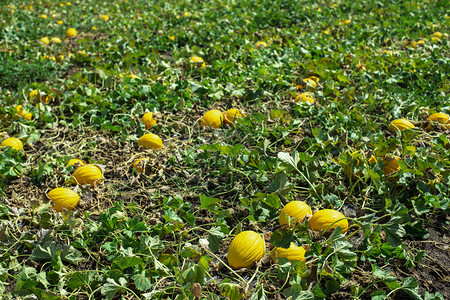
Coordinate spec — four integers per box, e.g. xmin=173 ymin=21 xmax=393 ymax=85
xmin=203 ymin=247 xmax=247 ymax=285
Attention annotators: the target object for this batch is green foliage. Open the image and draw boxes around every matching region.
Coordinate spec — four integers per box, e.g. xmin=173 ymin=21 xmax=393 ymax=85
xmin=0 ymin=54 xmax=60 ymax=90
xmin=0 ymin=0 xmax=448 ymax=299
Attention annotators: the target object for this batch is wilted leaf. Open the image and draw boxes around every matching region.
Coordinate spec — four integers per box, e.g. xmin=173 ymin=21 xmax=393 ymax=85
xmin=220 ymin=281 xmax=243 ymax=300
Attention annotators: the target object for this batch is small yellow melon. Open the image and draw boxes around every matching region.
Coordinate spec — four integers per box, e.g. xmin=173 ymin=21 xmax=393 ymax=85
xmin=190 ymin=56 xmax=206 ymax=69
xmin=426 ymin=113 xmax=450 ymax=131
xmin=309 ymin=209 xmax=348 ymax=233
xmin=201 ymin=110 xmax=224 ymax=128
xmin=223 ymin=109 xmax=243 ymax=125
xmin=295 ymin=92 xmax=314 ymax=104
xmin=40 ymin=37 xmax=50 ymax=45
xmin=138 ymin=133 xmax=163 ymax=150
xmin=47 ymin=187 xmax=80 ymax=212
xmin=303 ymin=76 xmax=319 ymax=88
xmin=142 ymin=112 xmax=157 ymax=130
xmin=50 ymin=37 xmax=62 ymax=44
xmin=16 ymin=105 xmax=32 ymax=121
xmin=1 ymin=137 xmax=23 ymax=151
xmin=388 ymin=119 xmax=415 ymax=133
xmin=272 ymin=243 xmax=306 ymax=262
xmin=66 ymin=28 xmax=77 ymax=38
xmin=133 ymin=157 xmax=149 ymax=173
xmin=71 ymin=164 xmax=103 ymax=186
xmin=256 ymin=41 xmax=268 ymax=49
xmin=279 ymin=201 xmax=312 ymax=227
xmin=227 ymin=231 xmax=265 ymax=269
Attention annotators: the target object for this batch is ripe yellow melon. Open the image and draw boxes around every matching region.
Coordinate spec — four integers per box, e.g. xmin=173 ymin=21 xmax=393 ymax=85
xmin=272 ymin=243 xmax=306 ymax=262
xmin=223 ymin=109 xmax=243 ymax=125
xmin=309 ymin=209 xmax=348 ymax=233
xmin=71 ymin=164 xmax=103 ymax=186
xmin=138 ymin=133 xmax=163 ymax=150
xmin=1 ymin=137 xmax=23 ymax=151
xmin=47 ymin=187 xmax=80 ymax=212
xmin=388 ymin=119 xmax=415 ymax=133
xmin=279 ymin=201 xmax=312 ymax=227
xmin=201 ymin=110 xmax=224 ymax=129
xmin=227 ymin=231 xmax=265 ymax=269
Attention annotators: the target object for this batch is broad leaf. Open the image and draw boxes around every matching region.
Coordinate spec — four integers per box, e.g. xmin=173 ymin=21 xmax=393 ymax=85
xmin=112 ymin=256 xmax=144 ymax=270
xmin=284 ymin=283 xmax=314 ymax=300
xmin=207 ymin=227 xmax=225 ymax=253
xmin=31 ymin=241 xmax=62 ymax=261
xmin=400 ymin=277 xmax=422 ymax=300
xmin=101 ymin=278 xmax=128 ymax=300
xmin=220 ymin=281 xmax=243 ymax=300
xmin=200 ymin=194 xmax=221 ymax=211
xmin=132 ymin=271 xmax=152 ymax=292
xmin=370 ymin=291 xmax=387 ymax=300
xmin=278 ymin=152 xmax=299 ymax=171
xmin=67 ymin=271 xmax=95 ymax=290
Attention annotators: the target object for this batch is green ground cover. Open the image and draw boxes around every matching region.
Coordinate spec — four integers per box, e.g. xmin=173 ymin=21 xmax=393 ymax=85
xmin=0 ymin=0 xmax=449 ymax=299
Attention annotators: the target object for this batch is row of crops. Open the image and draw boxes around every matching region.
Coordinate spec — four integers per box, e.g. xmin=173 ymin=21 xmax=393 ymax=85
xmin=1 ymin=0 xmax=449 ymax=299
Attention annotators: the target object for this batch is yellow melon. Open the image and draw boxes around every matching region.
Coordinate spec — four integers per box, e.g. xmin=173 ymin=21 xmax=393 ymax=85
xmin=309 ymin=209 xmax=348 ymax=233
xmin=279 ymin=201 xmax=312 ymax=227
xmin=47 ymin=187 xmax=80 ymax=212
xmin=227 ymin=231 xmax=265 ymax=269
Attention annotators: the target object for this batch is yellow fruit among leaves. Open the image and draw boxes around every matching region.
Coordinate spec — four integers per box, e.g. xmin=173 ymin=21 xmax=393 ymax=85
xmin=295 ymin=92 xmax=314 ymax=104
xmin=138 ymin=133 xmax=163 ymax=150
xmin=66 ymin=28 xmax=77 ymax=38
xmin=272 ymin=243 xmax=306 ymax=263
xmin=40 ymin=37 xmax=50 ymax=45
xmin=1 ymin=137 xmax=23 ymax=151
xmin=426 ymin=113 xmax=450 ymax=131
xmin=256 ymin=41 xmax=268 ymax=49
xmin=127 ymin=74 xmax=140 ymax=80
xmin=29 ymin=89 xmax=51 ymax=103
xmin=383 ymin=156 xmax=401 ymax=177
xmin=303 ymin=76 xmax=319 ymax=88
xmin=141 ymin=112 xmax=157 ymax=130
xmin=50 ymin=37 xmax=62 ymax=44
xmin=47 ymin=187 xmax=79 ymax=212
xmin=388 ymin=119 xmax=415 ymax=133
xmin=67 ymin=159 xmax=85 ymax=169
xmin=71 ymin=164 xmax=103 ymax=186
xmin=16 ymin=105 xmax=32 ymax=121
xmin=228 ymin=231 xmax=265 ymax=269
xmin=29 ymin=89 xmax=39 ymax=99
xmin=190 ymin=56 xmax=204 ymax=63
xmin=190 ymin=56 xmax=206 ymax=69
xmin=223 ymin=108 xmax=243 ymax=125
xmin=133 ymin=157 xmax=149 ymax=173
xmin=279 ymin=201 xmax=312 ymax=227
xmin=201 ymin=110 xmax=224 ymax=128
xmin=342 ymin=151 xmax=377 ymax=180
xmin=309 ymin=209 xmax=348 ymax=233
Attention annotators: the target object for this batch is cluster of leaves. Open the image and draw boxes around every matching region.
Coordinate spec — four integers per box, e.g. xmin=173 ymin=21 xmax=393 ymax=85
xmin=0 ymin=0 xmax=449 ymax=299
